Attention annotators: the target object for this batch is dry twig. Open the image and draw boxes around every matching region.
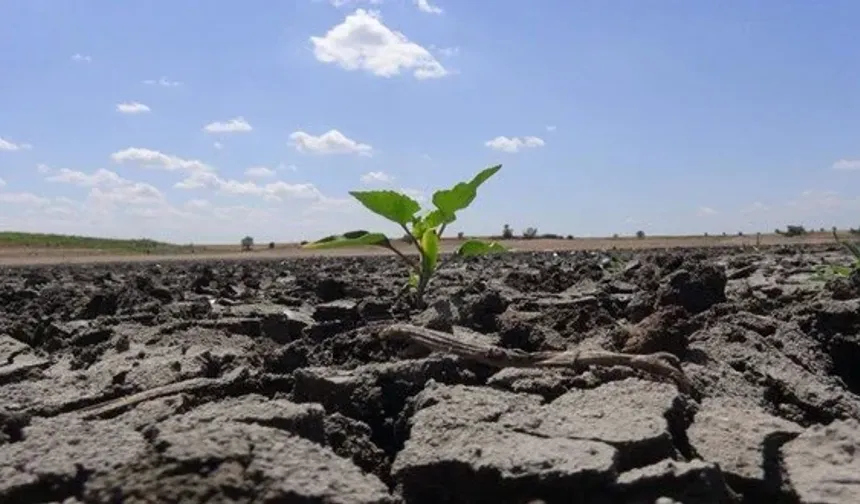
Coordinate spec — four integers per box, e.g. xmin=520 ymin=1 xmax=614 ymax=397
xmin=380 ymin=323 xmax=693 ymax=395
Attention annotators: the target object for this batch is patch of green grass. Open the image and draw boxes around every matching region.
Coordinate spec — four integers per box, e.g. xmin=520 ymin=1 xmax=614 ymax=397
xmin=0 ymin=232 xmax=189 ymax=254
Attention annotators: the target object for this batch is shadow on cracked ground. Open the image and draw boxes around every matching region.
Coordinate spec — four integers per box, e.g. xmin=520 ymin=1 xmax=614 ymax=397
xmin=1 ymin=244 xmax=860 ymax=503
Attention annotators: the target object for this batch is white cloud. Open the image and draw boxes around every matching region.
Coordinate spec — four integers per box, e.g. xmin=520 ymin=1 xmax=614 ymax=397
xmin=47 ymin=168 xmax=126 ymax=187
xmin=71 ymin=53 xmax=91 ymax=63
xmin=0 ymin=192 xmax=50 ymax=206
xmin=0 ymin=137 xmax=32 ymax=151
xmin=330 ymin=0 xmax=383 ymax=6
xmin=143 ymin=77 xmax=181 ymax=87
xmin=36 ymin=164 xmax=51 ymax=174
xmin=0 ymin=178 xmax=5 ymax=188
xmin=310 ymin=9 xmax=447 ymax=79
xmin=213 ymin=142 xmax=224 ymax=150
xmin=414 ymin=0 xmax=443 ymax=14
xmin=484 ymin=135 xmax=545 ymax=153
xmin=289 ymin=129 xmax=373 ymax=156
xmin=696 ymin=206 xmax=717 ymax=217
xmin=116 ymin=102 xmax=151 ymax=114
xmin=245 ymin=166 xmax=276 ymax=179
xmin=89 ymin=184 xmax=164 ymax=205
xmin=111 ymin=147 xmax=213 ymax=173
xmin=44 ymin=167 xmax=165 ymax=206
xmin=203 ymin=117 xmax=253 ymax=133
xmin=400 ymin=188 xmax=425 ymax=202
xmin=360 ymin=171 xmax=393 ymax=184
xmin=546 ymin=125 xmax=557 ymax=132
xmin=833 ymin=159 xmax=860 ymax=170
xmin=185 ymin=199 xmax=210 ymax=210
xmin=175 ymin=169 xmax=322 ymax=202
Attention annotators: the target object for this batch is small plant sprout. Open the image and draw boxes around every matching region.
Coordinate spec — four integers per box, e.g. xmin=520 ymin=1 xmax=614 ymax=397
xmin=813 ymin=228 xmax=860 ymax=280
xmin=831 ymin=228 xmax=860 ymax=275
xmin=302 ymin=165 xmax=507 ymax=305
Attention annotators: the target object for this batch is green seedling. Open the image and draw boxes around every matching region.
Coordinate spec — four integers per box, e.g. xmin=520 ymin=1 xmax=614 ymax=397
xmin=813 ymin=229 xmax=860 ymax=280
xmin=302 ymin=165 xmax=507 ymax=305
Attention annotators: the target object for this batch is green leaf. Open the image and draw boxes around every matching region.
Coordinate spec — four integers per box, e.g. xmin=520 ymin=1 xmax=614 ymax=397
xmin=421 ymin=227 xmax=440 ymax=272
xmin=456 ymin=239 xmax=506 ymax=257
xmin=432 ymin=165 xmax=501 ymax=218
xmin=423 ymin=209 xmax=455 ymax=230
xmin=302 ymin=230 xmax=391 ymax=249
xmin=349 ymin=190 xmax=421 ymax=226
xmin=840 ymin=239 xmax=860 ymax=260
xmin=408 ymin=272 xmax=420 ymax=288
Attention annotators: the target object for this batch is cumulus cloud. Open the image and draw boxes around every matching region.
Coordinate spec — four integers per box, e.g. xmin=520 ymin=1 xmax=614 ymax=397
xmin=143 ymin=77 xmax=181 ymax=87
xmin=0 ymin=137 xmax=32 ymax=151
xmin=44 ymin=167 xmax=165 ymax=206
xmin=244 ymin=166 xmax=276 ymax=179
xmin=71 ymin=53 xmax=91 ymax=63
xmin=484 ymin=135 xmax=545 ymax=153
xmin=832 ymin=159 xmax=860 ymax=170
xmin=329 ymin=0 xmax=383 ymax=6
xmin=175 ymin=169 xmax=322 ymax=202
xmin=203 ymin=117 xmax=253 ymax=133
xmin=310 ymin=9 xmax=447 ymax=79
xmin=116 ymin=102 xmax=151 ymax=114
xmin=111 ymin=147 xmax=213 ymax=173
xmin=289 ymin=129 xmax=373 ymax=156
xmin=360 ymin=171 xmax=393 ymax=184
xmin=0 ymin=192 xmax=50 ymax=206
xmin=414 ymin=0 xmax=443 ymax=14
xmin=400 ymin=188 xmax=425 ymax=202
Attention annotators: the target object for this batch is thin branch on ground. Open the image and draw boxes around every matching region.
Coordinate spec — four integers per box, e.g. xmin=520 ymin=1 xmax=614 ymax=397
xmin=380 ymin=323 xmax=693 ymax=395
xmin=70 ymin=367 xmax=250 ymax=420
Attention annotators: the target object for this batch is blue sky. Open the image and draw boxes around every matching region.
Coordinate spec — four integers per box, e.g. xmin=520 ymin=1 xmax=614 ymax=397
xmin=1 ymin=0 xmax=859 ymax=243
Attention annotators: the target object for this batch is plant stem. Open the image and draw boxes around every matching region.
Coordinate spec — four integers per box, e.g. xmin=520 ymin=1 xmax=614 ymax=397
xmin=401 ymin=223 xmax=426 ymax=257
xmin=385 ymin=244 xmax=419 ymax=270
xmin=437 ymin=223 xmax=447 ymax=238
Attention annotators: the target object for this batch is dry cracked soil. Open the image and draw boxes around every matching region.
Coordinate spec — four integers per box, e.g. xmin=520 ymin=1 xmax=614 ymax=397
xmin=1 ymin=245 xmax=860 ymax=504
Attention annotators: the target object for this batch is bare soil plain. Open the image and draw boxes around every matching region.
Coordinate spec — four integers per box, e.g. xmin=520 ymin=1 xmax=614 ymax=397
xmin=0 ymin=231 xmax=843 ymax=266
xmin=1 ymin=238 xmax=860 ymax=503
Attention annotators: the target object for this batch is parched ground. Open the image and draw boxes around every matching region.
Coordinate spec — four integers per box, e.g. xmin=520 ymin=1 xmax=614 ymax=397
xmin=0 ymin=232 xmax=842 ymax=266
xmin=1 ymin=242 xmax=860 ymax=503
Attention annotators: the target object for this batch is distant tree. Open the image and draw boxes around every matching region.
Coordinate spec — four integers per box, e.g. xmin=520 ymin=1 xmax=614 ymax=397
xmin=636 ymin=230 xmax=646 ymax=239
xmin=241 ymin=236 xmax=254 ymax=251
xmin=268 ymin=241 xmax=275 ymax=249
xmin=784 ymin=225 xmax=807 ymax=237
xmin=502 ymin=224 xmax=514 ymax=239
xmin=457 ymin=231 xmax=465 ymax=239
xmin=522 ymin=227 xmax=539 ymax=239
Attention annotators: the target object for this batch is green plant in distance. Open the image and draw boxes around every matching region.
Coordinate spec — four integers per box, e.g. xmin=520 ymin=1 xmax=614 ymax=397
xmin=302 ymin=164 xmax=507 ymax=305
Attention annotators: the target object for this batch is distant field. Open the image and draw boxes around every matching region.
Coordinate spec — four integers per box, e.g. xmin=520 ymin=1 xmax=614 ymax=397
xmin=0 ymin=230 xmax=849 ymax=266
xmin=0 ymin=232 xmax=191 ymax=255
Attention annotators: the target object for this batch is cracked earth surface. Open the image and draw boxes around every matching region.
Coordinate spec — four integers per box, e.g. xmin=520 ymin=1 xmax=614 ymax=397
xmin=1 ymin=245 xmax=860 ymax=503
